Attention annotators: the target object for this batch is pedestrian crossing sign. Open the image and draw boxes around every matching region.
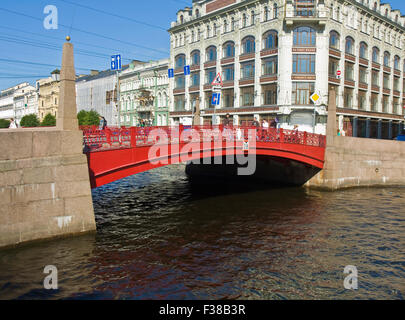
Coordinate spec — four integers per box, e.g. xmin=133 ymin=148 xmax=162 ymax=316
xmin=211 ymin=72 xmax=223 ymax=87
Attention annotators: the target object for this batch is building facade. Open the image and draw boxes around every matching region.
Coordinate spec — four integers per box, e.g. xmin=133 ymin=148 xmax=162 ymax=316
xmin=38 ymin=70 xmax=60 ymax=121
xmin=76 ymin=69 xmax=121 ymax=126
xmin=168 ymin=0 xmax=405 ymax=138
xmin=119 ymin=59 xmax=170 ymax=126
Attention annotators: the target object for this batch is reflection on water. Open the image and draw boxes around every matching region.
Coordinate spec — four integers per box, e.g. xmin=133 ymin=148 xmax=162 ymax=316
xmin=0 ymin=164 xmax=405 ymax=299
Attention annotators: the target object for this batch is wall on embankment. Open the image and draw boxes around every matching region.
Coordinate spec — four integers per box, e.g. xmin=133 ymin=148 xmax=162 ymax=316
xmin=0 ymin=128 xmax=96 ymax=248
xmin=306 ymin=135 xmax=405 ymax=190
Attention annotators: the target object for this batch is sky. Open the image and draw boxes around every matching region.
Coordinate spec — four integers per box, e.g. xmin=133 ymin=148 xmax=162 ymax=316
xmin=0 ymin=0 xmax=191 ymax=89
xmin=1 ymin=0 xmax=405 ymax=90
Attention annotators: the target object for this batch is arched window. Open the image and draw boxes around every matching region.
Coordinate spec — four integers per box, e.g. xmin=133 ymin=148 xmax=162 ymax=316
xmin=180 ymin=15 xmax=184 ymax=24
xmin=242 ymin=13 xmax=247 ymax=28
xmin=372 ymin=47 xmax=380 ymax=63
xmin=273 ymin=3 xmax=278 ymax=18
xmin=293 ymin=26 xmax=316 ymax=46
xmin=264 ymin=6 xmax=269 ymax=21
xmin=385 ymin=9 xmax=388 ymax=17
xmin=231 ymin=17 xmax=235 ymax=31
xmin=223 ymin=41 xmax=235 ymax=58
xmin=195 ymin=9 xmax=200 ymax=18
xmin=251 ymin=11 xmax=255 ymax=25
xmin=359 ymin=42 xmax=368 ymax=59
xmin=263 ymin=30 xmax=278 ymax=49
xmin=175 ymin=54 xmax=186 ymax=68
xmin=384 ymin=51 xmax=390 ymax=67
xmin=345 ymin=37 xmax=355 ymax=55
xmin=329 ymin=31 xmax=340 ymax=49
xmin=223 ymin=20 xmax=228 ymax=33
xmin=206 ymin=46 xmax=217 ymax=62
xmin=213 ymin=23 xmax=217 ymax=36
xmin=191 ymin=50 xmax=200 ymax=66
xmin=373 ymin=2 xmax=377 ymax=11
xmin=242 ymin=36 xmax=255 ymax=54
xmin=394 ymin=55 xmax=400 ymax=70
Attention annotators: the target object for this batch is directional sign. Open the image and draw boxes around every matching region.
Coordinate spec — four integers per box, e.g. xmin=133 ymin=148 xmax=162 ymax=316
xmin=111 ymin=54 xmax=122 ymax=71
xmin=184 ymin=65 xmax=190 ymax=76
xmin=211 ymin=72 xmax=223 ymax=87
xmin=168 ymin=68 xmax=174 ymax=78
xmin=212 ymin=92 xmax=221 ymax=106
xmin=310 ymin=92 xmax=320 ymax=104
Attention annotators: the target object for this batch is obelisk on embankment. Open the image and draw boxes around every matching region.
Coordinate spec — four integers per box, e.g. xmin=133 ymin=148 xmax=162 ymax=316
xmin=0 ymin=37 xmax=96 ymax=248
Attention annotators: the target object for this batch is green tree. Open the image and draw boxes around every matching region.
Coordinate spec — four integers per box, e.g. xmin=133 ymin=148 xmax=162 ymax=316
xmin=20 ymin=114 xmax=40 ymax=127
xmin=0 ymin=119 xmax=11 ymax=128
xmin=41 ymin=113 xmax=56 ymax=127
xmin=77 ymin=109 xmax=100 ymax=126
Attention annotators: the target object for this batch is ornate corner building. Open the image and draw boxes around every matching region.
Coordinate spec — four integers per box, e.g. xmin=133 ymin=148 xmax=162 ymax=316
xmin=168 ymin=0 xmax=405 ymax=138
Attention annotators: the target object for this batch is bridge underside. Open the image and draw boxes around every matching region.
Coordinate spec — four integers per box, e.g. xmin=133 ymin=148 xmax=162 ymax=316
xmin=86 ymin=141 xmax=325 ymax=189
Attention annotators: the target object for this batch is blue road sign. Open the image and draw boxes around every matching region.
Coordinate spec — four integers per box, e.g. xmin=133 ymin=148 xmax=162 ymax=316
xmin=212 ymin=93 xmax=221 ymax=106
xmin=111 ymin=54 xmax=122 ymax=71
xmin=184 ymin=65 xmax=190 ymax=76
xmin=168 ymin=68 xmax=174 ymax=78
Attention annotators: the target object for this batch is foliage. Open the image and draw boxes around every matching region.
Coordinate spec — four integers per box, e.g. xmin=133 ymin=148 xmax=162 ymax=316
xmin=41 ymin=113 xmax=56 ymax=127
xmin=77 ymin=109 xmax=100 ymax=126
xmin=20 ymin=114 xmax=40 ymax=127
xmin=0 ymin=119 xmax=11 ymax=128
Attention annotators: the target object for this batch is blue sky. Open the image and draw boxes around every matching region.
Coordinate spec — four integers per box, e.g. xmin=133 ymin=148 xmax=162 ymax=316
xmin=0 ymin=0 xmax=405 ymax=89
xmin=0 ymin=0 xmax=191 ymax=89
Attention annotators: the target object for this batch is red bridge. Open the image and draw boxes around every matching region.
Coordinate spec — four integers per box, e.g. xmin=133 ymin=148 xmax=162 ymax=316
xmin=82 ymin=125 xmax=326 ymax=189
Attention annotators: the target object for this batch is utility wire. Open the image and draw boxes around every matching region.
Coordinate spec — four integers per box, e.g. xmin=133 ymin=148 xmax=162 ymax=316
xmin=0 ymin=7 xmax=169 ymax=55
xmin=0 ymin=58 xmax=93 ymax=72
xmin=57 ymin=0 xmax=167 ymax=31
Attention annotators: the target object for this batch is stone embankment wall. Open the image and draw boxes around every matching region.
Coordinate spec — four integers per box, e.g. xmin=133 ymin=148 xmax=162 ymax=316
xmin=306 ymin=135 xmax=405 ymax=189
xmin=0 ymin=128 xmax=96 ymax=248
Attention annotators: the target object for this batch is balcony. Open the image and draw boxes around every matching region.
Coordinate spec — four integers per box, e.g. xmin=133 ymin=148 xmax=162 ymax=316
xmin=285 ymin=3 xmax=327 ymax=26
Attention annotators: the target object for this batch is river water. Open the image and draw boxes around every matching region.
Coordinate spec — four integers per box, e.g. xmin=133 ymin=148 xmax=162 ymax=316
xmin=0 ymin=164 xmax=404 ymax=300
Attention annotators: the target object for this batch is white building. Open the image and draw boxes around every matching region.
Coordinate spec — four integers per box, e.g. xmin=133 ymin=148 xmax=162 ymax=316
xmin=168 ymin=0 xmax=405 ymax=138
xmin=119 ymin=59 xmax=170 ymax=126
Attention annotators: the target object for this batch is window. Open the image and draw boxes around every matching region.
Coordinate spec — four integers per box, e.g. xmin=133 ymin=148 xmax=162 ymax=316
xmin=191 ymin=72 xmax=200 ymax=86
xmin=329 ymin=31 xmax=340 ymax=50
xmin=329 ymin=57 xmax=339 ymax=76
xmin=358 ymin=90 xmax=366 ymax=110
xmin=382 ymin=95 xmax=389 ymax=113
xmin=371 ymin=93 xmax=378 ymax=111
xmin=231 ymin=17 xmax=236 ymax=31
xmin=273 ymin=3 xmax=278 ymax=18
xmin=242 ymin=13 xmax=247 ymax=28
xmin=175 ymin=75 xmax=185 ymax=88
xmin=383 ymin=74 xmax=390 ymax=89
xmin=241 ymin=61 xmax=255 ymax=79
xmin=205 ymin=68 xmax=216 ymax=84
xmin=344 ymin=88 xmax=354 ymax=108
xmin=263 ymin=30 xmax=278 ymax=49
xmin=251 ymin=11 xmax=255 ymax=25
xmin=174 ymin=95 xmax=185 ymax=111
xmin=175 ymin=54 xmax=186 ymax=68
xmin=222 ymin=89 xmax=234 ymax=108
xmin=223 ymin=20 xmax=228 ymax=33
xmin=264 ymin=6 xmax=269 ymax=21
xmin=293 ymin=54 xmax=315 ymax=73
xmin=262 ymin=84 xmax=277 ymax=105
xmin=262 ymin=56 xmax=278 ymax=76
xmin=372 ymin=47 xmax=380 ymax=63
xmin=223 ymin=41 xmax=235 ymax=58
xmin=242 ymin=36 xmax=255 ymax=54
xmin=393 ymin=97 xmax=400 ymax=114
xmin=372 ymin=70 xmax=379 ymax=87
xmin=191 ymin=50 xmax=200 ymax=66
xmin=384 ymin=52 xmax=390 ymax=67
xmin=240 ymin=87 xmax=255 ymax=106
xmin=222 ymin=65 xmax=234 ymax=81
xmin=206 ymin=46 xmax=217 ymax=62
xmin=292 ymin=82 xmax=315 ymax=105
xmin=394 ymin=55 xmax=400 ymax=70
xmin=394 ymin=77 xmax=400 ymax=91
xmin=359 ymin=42 xmax=368 ymax=59
xmin=345 ymin=37 xmax=355 ymax=55
xmin=345 ymin=62 xmax=354 ymax=80
xmin=293 ymin=26 xmax=316 ymax=46
xmin=359 ymin=66 xmax=368 ymax=83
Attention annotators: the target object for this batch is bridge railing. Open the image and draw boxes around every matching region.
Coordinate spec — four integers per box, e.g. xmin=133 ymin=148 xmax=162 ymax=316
xmin=81 ymin=125 xmax=326 ymax=152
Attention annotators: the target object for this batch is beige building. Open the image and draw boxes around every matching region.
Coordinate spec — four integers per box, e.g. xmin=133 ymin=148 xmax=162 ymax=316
xmin=38 ymin=70 xmax=60 ymax=121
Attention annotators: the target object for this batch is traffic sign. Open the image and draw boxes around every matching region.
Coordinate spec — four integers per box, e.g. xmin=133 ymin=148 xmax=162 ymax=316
xmin=111 ymin=54 xmax=122 ymax=71
xmin=184 ymin=65 xmax=190 ymax=76
xmin=336 ymin=70 xmax=341 ymax=76
xmin=212 ymin=92 xmax=221 ymax=106
xmin=168 ymin=68 xmax=174 ymax=78
xmin=211 ymin=72 xmax=223 ymax=87
xmin=310 ymin=92 xmax=320 ymax=104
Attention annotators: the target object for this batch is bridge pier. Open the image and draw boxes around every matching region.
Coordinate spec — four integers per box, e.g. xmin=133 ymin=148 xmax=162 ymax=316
xmin=0 ymin=38 xmax=96 ymax=248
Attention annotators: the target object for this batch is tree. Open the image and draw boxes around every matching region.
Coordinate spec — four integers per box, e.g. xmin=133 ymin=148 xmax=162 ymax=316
xmin=41 ymin=113 xmax=56 ymax=127
xmin=20 ymin=114 xmax=40 ymax=127
xmin=77 ymin=109 xmax=100 ymax=126
xmin=0 ymin=119 xmax=10 ymax=128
